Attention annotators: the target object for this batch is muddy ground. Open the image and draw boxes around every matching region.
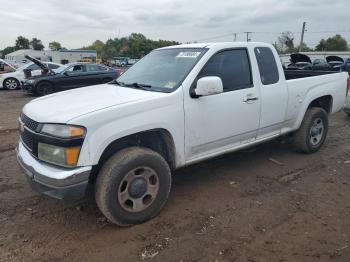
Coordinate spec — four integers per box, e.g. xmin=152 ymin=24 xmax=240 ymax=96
xmin=0 ymin=90 xmax=350 ymax=262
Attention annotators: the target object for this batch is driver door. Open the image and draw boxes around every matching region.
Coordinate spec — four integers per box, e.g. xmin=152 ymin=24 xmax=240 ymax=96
xmin=184 ymin=48 xmax=261 ymax=162
xmin=59 ymin=64 xmax=86 ymax=89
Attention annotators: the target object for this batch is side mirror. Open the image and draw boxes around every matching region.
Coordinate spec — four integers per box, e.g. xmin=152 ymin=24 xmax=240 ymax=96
xmin=194 ymin=76 xmax=223 ymax=97
xmin=64 ymin=71 xmax=70 ymax=76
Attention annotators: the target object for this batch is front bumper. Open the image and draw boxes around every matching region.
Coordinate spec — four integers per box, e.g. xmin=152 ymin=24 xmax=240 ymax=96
xmin=16 ymin=142 xmax=92 ymax=200
xmin=21 ymin=82 xmax=35 ymax=93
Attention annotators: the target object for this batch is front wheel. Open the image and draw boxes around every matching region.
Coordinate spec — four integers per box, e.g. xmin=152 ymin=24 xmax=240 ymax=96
xmin=95 ymin=147 xmax=172 ymax=226
xmin=3 ymin=78 xmax=20 ymax=90
xmin=292 ymin=107 xmax=328 ymax=153
xmin=35 ymin=82 xmax=54 ymax=96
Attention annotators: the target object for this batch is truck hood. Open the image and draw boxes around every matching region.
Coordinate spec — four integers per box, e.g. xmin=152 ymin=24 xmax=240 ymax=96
xmin=326 ymin=56 xmax=344 ymax=63
xmin=23 ymin=84 xmax=167 ymax=123
xmin=290 ymin=53 xmax=312 ymax=64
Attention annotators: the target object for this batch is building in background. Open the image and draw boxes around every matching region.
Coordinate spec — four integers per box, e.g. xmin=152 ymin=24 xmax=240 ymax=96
xmin=4 ymin=49 xmax=97 ymax=66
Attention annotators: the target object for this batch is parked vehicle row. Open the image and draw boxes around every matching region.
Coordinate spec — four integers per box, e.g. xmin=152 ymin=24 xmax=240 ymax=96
xmin=22 ymin=56 xmax=119 ymax=96
xmin=286 ymin=53 xmax=349 ymax=72
xmin=0 ymin=60 xmax=63 ymax=90
xmin=16 ymin=42 xmax=349 ymax=226
xmin=0 ymin=55 xmax=119 ymax=95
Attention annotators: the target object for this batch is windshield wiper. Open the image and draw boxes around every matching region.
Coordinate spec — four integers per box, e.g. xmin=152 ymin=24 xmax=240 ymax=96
xmin=111 ymin=80 xmax=154 ymax=91
xmin=111 ymin=80 xmax=126 ymax=86
xmin=124 ymin=82 xmax=152 ymax=90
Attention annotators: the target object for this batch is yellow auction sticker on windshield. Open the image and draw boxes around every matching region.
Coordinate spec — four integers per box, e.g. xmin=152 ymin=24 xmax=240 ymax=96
xmin=176 ymin=52 xmax=201 ymax=58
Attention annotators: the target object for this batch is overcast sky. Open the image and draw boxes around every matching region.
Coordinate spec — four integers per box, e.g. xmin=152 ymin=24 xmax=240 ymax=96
xmin=0 ymin=0 xmax=349 ymax=50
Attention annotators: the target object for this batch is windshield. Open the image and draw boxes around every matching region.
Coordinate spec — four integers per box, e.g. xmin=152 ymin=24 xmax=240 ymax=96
xmin=56 ymin=65 xmax=69 ymax=74
xmin=16 ymin=63 xmax=33 ymax=71
xmin=116 ymin=48 xmax=207 ymax=92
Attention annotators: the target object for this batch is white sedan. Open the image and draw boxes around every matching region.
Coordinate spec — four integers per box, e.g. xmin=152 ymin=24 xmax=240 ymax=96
xmin=0 ymin=62 xmax=63 ymax=90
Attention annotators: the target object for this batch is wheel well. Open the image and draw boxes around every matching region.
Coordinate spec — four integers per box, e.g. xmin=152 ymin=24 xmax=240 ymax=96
xmin=90 ymin=129 xmax=176 ymax=182
xmin=34 ymin=80 xmax=55 ymax=91
xmin=308 ymin=95 xmax=332 ymax=114
xmin=36 ymin=80 xmax=53 ymax=87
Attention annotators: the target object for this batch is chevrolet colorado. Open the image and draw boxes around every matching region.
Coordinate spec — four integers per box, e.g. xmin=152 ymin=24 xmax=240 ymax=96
xmin=16 ymin=42 xmax=349 ymax=226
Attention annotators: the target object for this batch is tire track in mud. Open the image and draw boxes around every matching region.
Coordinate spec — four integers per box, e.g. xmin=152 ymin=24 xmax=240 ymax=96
xmin=0 ymin=128 xmax=18 ymax=135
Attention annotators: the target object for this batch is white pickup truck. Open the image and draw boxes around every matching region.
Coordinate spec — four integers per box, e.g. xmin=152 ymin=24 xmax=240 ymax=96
xmin=17 ymin=42 xmax=349 ymax=226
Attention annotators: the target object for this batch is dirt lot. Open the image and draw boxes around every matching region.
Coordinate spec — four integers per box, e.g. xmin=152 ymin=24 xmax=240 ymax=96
xmin=1 ymin=90 xmax=350 ymax=262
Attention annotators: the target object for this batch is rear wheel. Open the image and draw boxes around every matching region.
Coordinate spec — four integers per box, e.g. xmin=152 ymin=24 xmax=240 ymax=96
xmin=292 ymin=107 xmax=328 ymax=153
xmin=95 ymin=147 xmax=172 ymax=226
xmin=3 ymin=78 xmax=20 ymax=90
xmin=36 ymin=82 xmax=54 ymax=96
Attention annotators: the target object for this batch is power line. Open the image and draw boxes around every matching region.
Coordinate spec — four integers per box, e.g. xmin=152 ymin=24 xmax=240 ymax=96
xmin=190 ymin=30 xmax=350 ymax=43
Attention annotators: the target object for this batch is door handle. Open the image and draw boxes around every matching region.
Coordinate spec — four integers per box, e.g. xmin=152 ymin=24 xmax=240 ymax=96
xmin=243 ymin=95 xmax=259 ymax=103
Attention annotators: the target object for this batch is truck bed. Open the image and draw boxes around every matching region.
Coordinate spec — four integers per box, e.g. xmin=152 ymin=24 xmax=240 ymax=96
xmin=284 ymin=70 xmax=339 ymax=80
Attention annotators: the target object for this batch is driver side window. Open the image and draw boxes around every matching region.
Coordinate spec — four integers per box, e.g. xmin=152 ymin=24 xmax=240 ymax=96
xmin=198 ymin=49 xmax=253 ymax=92
xmin=66 ymin=64 xmax=84 ymax=74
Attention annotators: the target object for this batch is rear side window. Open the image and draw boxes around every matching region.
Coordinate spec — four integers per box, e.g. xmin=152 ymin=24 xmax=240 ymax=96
xmin=98 ymin=65 xmax=108 ymax=71
xmin=86 ymin=64 xmax=104 ymax=72
xmin=198 ymin=49 xmax=252 ymax=92
xmin=27 ymin=64 xmax=40 ymax=70
xmin=254 ymin=47 xmax=279 ymax=85
xmin=47 ymin=64 xmax=60 ymax=69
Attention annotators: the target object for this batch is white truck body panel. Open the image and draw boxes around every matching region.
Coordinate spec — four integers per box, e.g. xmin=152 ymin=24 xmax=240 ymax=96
xmin=21 ymin=42 xmax=348 ymax=170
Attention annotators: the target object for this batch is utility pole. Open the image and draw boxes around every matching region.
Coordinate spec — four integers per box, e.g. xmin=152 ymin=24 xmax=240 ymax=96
xmin=233 ymin=33 xmax=237 ymax=42
xmin=245 ymin=32 xmax=252 ymax=42
xmin=298 ymin=22 xmax=306 ymax=53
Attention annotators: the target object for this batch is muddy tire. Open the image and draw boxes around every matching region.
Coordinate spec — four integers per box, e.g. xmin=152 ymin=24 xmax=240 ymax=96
xmin=36 ymin=82 xmax=54 ymax=96
xmin=3 ymin=78 xmax=20 ymax=90
xmin=292 ymin=107 xmax=328 ymax=153
xmin=95 ymin=147 xmax=171 ymax=226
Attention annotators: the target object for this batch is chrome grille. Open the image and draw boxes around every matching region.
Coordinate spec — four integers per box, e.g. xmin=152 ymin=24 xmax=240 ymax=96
xmin=21 ymin=129 xmax=34 ymax=152
xmin=21 ymin=113 xmax=39 ymax=131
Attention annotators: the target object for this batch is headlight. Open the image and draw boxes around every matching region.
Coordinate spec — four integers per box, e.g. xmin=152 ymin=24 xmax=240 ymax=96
xmin=26 ymin=79 xmax=36 ymax=84
xmin=38 ymin=143 xmax=81 ymax=167
xmin=41 ymin=124 xmax=85 ymax=138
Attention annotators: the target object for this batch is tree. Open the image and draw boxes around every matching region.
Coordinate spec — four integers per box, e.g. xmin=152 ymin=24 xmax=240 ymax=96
xmin=80 ymin=33 xmax=179 ymax=60
xmin=315 ymin=35 xmax=349 ymax=51
xmin=277 ymin=31 xmax=295 ymax=53
xmin=30 ymin=38 xmax=44 ymax=50
xmin=296 ymin=42 xmax=313 ymax=52
xmin=49 ymin=41 xmax=62 ymax=51
xmin=15 ymin=36 xmax=30 ymax=50
xmin=0 ymin=46 xmax=16 ymax=58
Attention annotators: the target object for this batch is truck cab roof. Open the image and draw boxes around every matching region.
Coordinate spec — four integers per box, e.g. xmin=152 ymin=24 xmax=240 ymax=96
xmin=157 ymin=42 xmax=273 ymax=50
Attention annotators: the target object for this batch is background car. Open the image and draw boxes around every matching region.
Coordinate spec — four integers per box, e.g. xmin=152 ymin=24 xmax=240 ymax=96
xmin=0 ymin=61 xmax=63 ymax=90
xmin=287 ymin=53 xmax=313 ymax=70
xmin=326 ymin=56 xmax=344 ymax=71
xmin=312 ymin=58 xmax=332 ymax=71
xmin=341 ymin=58 xmax=350 ymax=73
xmin=22 ymin=62 xmax=119 ymax=96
